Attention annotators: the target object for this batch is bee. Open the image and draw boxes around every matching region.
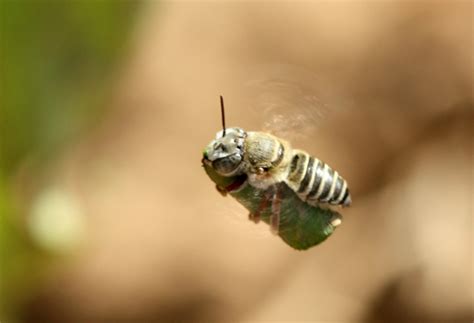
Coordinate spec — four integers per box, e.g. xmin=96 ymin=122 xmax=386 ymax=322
xmin=202 ymin=96 xmax=351 ymax=249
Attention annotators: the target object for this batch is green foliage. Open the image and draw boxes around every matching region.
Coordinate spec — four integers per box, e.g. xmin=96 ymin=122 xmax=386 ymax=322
xmin=0 ymin=0 xmax=142 ymax=319
xmin=0 ymin=0 xmax=140 ymax=176
xmin=0 ymin=181 xmax=43 ymax=319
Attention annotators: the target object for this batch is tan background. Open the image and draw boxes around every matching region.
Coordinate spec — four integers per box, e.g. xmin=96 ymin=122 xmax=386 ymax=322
xmin=21 ymin=2 xmax=472 ymax=322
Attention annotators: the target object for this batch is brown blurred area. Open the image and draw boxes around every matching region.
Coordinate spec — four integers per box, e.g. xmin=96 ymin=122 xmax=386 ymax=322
xmin=6 ymin=1 xmax=473 ymax=322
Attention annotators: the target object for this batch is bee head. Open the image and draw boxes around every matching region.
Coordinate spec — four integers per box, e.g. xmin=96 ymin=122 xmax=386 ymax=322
xmin=203 ymin=127 xmax=246 ymax=176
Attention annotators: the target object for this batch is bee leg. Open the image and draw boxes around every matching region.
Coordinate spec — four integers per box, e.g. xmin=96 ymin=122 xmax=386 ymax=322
xmin=249 ymin=191 xmax=271 ymax=224
xmin=248 ymin=212 xmax=260 ymax=224
xmin=250 ymin=186 xmax=277 ymax=224
xmin=270 ymin=186 xmax=281 ymax=235
xmin=215 ymin=185 xmax=227 ymax=197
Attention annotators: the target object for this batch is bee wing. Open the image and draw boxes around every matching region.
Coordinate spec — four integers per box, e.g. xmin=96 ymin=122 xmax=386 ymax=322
xmin=243 ymin=64 xmax=346 ymax=142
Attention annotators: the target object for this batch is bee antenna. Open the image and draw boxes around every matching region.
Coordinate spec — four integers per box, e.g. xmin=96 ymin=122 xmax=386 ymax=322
xmin=220 ymin=95 xmax=226 ymax=136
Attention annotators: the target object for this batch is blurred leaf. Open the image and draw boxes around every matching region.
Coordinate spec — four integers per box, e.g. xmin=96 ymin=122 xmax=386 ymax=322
xmin=0 ymin=0 xmax=143 ymax=319
xmin=0 ymin=0 xmax=141 ymax=176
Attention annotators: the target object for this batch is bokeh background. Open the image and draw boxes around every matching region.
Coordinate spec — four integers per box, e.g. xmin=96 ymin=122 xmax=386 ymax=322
xmin=1 ymin=1 xmax=472 ymax=322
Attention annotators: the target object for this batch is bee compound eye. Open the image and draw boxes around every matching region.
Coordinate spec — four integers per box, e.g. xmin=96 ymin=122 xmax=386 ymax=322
xmin=214 ymin=142 xmax=226 ymax=152
xmin=212 ymin=154 xmax=242 ymax=175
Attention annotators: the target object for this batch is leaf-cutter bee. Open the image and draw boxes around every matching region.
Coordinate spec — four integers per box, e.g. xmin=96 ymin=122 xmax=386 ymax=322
xmin=202 ymin=96 xmax=351 ymax=249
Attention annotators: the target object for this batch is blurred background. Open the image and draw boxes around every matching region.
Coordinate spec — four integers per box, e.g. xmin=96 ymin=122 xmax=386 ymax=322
xmin=0 ymin=1 xmax=472 ymax=322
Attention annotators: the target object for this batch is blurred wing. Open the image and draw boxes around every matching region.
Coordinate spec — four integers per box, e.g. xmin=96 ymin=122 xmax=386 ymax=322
xmin=244 ymin=64 xmax=344 ymax=142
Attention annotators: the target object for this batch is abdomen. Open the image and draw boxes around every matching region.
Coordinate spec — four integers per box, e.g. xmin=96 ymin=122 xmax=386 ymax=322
xmin=285 ymin=150 xmax=351 ymax=207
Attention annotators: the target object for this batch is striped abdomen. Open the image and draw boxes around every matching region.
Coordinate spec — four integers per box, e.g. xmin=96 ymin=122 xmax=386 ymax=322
xmin=286 ymin=150 xmax=351 ymax=207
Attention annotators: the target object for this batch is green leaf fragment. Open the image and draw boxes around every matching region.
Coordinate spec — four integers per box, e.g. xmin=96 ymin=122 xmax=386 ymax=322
xmin=203 ymin=163 xmax=341 ymax=250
